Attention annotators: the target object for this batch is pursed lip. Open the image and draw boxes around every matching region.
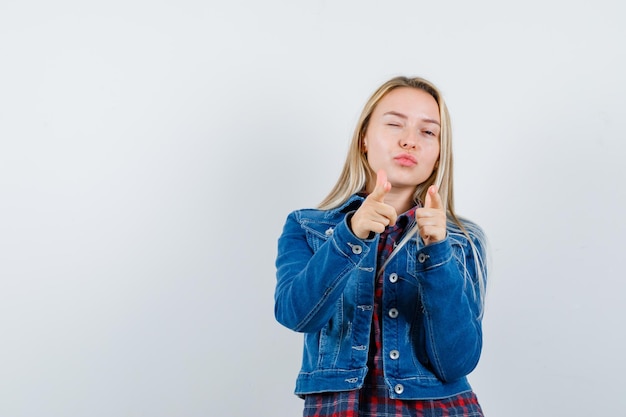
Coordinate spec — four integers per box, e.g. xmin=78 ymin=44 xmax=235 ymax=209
xmin=393 ymin=153 xmax=417 ymax=166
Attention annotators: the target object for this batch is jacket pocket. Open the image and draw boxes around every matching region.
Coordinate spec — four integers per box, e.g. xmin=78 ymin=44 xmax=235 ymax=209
xmin=317 ymin=295 xmax=351 ymax=368
xmin=301 ymin=219 xmax=336 ymax=252
xmin=408 ymin=310 xmax=441 ymax=385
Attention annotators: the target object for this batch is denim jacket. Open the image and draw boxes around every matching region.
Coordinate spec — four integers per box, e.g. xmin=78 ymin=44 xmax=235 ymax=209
xmin=274 ymin=194 xmax=486 ymax=400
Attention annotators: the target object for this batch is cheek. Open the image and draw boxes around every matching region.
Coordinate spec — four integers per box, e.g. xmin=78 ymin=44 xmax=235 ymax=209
xmin=425 ymin=143 xmax=440 ymax=162
xmin=364 ymin=136 xmax=384 ymax=156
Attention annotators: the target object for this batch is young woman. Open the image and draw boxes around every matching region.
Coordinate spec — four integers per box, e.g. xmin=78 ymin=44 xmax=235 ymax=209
xmin=274 ymin=76 xmax=488 ymax=416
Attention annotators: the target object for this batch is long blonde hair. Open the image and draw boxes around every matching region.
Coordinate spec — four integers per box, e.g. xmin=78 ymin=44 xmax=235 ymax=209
xmin=319 ymin=76 xmax=487 ymax=316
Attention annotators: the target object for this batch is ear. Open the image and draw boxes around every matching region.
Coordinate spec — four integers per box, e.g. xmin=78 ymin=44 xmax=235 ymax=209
xmin=362 ymin=136 xmax=368 ymax=153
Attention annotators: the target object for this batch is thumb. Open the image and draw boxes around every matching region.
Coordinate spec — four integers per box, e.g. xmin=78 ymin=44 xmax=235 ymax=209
xmin=369 ymin=169 xmax=391 ymax=202
xmin=424 ymin=185 xmax=443 ymax=209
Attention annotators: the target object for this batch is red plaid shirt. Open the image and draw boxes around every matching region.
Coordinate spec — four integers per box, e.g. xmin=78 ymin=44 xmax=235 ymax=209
xmin=303 ymin=207 xmax=483 ymax=417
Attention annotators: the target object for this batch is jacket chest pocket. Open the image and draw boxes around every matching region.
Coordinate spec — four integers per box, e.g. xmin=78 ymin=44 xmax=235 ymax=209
xmin=405 ymin=234 xmax=469 ymax=277
xmin=302 ymin=220 xmax=336 ymax=252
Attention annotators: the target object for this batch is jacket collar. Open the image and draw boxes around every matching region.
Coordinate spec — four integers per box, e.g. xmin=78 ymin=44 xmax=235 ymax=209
xmin=323 ymin=194 xmax=366 ymax=218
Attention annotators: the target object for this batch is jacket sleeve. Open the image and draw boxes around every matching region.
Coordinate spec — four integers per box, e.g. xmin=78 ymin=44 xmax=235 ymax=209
xmin=416 ymin=227 xmax=487 ymax=382
xmin=274 ymin=211 xmax=375 ymax=333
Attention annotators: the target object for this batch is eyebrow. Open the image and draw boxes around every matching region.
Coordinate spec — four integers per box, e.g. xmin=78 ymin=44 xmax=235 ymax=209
xmin=383 ymin=111 xmax=441 ymax=126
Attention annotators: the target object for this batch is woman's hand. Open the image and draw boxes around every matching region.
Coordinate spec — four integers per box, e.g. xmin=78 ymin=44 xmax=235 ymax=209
xmin=350 ymin=170 xmax=398 ymax=239
xmin=416 ymin=185 xmax=446 ymax=245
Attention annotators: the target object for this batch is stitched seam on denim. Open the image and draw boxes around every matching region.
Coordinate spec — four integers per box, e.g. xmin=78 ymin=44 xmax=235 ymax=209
xmin=418 ymin=284 xmax=447 ymax=381
xmin=332 ymin=296 xmax=344 ymax=368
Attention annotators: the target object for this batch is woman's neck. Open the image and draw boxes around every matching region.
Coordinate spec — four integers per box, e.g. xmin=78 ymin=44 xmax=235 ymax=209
xmin=379 ymin=186 xmax=415 ymax=215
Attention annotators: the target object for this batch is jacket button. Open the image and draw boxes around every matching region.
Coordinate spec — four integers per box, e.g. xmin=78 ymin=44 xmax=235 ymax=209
xmin=418 ymin=253 xmax=429 ymax=263
xmin=325 ymin=227 xmax=334 ymax=236
xmin=394 ymin=384 xmax=404 ymax=394
xmin=388 ymin=308 xmax=399 ymax=318
xmin=351 ymin=245 xmax=362 ymax=255
xmin=389 ymin=273 xmax=398 ymax=283
xmin=389 ymin=349 xmax=400 ymax=360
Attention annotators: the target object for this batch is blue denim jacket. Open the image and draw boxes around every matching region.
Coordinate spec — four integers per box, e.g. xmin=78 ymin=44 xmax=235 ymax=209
xmin=274 ymin=194 xmax=486 ymax=400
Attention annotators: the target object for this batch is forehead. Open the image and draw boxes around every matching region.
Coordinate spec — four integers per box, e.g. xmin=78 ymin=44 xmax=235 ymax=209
xmin=374 ymin=87 xmax=440 ymax=121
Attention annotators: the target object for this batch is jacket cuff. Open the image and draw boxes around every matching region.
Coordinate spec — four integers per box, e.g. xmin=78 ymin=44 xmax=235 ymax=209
xmin=414 ymin=236 xmax=452 ymax=271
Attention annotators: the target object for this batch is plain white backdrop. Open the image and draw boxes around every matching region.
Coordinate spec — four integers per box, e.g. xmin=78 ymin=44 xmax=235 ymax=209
xmin=1 ymin=1 xmax=624 ymax=416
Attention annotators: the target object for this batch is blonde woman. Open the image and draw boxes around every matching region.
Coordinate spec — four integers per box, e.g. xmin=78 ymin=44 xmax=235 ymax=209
xmin=275 ymin=76 xmax=488 ymax=416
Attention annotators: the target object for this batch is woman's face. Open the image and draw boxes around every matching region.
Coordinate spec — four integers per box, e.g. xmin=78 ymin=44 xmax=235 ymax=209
xmin=363 ymin=87 xmax=441 ymax=192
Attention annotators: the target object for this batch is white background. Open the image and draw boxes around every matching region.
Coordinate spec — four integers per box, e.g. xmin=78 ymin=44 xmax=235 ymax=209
xmin=1 ymin=1 xmax=624 ymax=416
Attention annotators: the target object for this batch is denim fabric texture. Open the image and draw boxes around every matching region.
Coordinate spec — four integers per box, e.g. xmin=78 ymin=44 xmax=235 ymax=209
xmin=274 ymin=194 xmax=486 ymax=400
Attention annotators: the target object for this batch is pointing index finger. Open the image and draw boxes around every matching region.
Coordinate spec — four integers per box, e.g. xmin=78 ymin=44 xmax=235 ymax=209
xmin=424 ymin=185 xmax=443 ymax=209
xmin=369 ymin=169 xmax=391 ymax=202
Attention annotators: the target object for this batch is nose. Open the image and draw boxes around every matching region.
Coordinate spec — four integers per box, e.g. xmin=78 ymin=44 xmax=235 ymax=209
xmin=400 ymin=131 xmax=417 ymax=149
